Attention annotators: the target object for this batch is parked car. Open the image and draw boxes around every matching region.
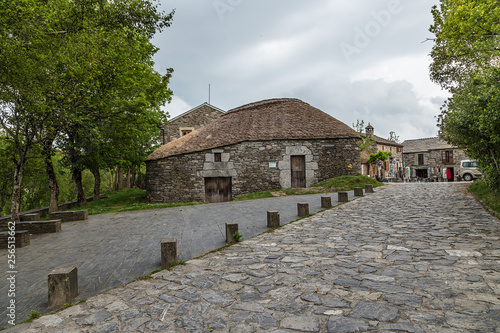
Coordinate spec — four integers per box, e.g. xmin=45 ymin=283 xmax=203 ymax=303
xmin=457 ymin=160 xmax=482 ymax=181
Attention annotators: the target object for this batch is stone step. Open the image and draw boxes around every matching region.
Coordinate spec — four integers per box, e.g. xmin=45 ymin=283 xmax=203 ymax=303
xmin=16 ymin=220 xmax=62 ymax=234
xmin=0 ymin=230 xmax=30 ymax=248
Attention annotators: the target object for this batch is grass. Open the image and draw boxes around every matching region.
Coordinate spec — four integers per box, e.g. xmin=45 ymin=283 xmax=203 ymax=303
xmin=68 ymin=188 xmax=202 ymax=215
xmin=26 ymin=311 xmax=39 ymax=321
xmin=235 ymin=175 xmax=383 ymax=201
xmin=133 ymin=260 xmax=187 ymax=281
xmin=468 ymin=179 xmax=500 ymax=216
xmin=65 ymin=175 xmax=382 ymax=215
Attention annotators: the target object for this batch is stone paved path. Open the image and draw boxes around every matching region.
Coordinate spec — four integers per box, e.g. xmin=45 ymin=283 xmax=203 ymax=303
xmin=0 ymin=190 xmax=357 ymax=329
xmin=7 ymin=183 xmax=500 ymax=332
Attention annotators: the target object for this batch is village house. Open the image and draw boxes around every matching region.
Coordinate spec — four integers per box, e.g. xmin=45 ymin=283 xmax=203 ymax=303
xmin=147 ymin=98 xmax=361 ymax=203
xmin=159 ymin=102 xmax=225 ymax=145
xmin=402 ymin=137 xmax=469 ymax=181
xmin=361 ymin=123 xmax=403 ymax=180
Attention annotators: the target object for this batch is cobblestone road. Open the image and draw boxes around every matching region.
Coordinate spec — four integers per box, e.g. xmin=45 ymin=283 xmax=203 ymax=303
xmin=8 ymin=183 xmax=500 ymax=332
xmin=1 ymin=190 xmax=356 ymax=329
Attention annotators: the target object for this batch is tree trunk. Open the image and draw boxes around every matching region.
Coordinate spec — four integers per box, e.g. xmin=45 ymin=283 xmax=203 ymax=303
xmin=72 ymin=169 xmax=87 ymax=206
xmin=131 ymin=165 xmax=136 ymax=188
xmin=91 ymin=168 xmax=101 ymax=201
xmin=113 ymin=168 xmax=118 ymax=192
xmin=117 ymin=166 xmax=124 ymax=190
xmin=126 ymin=167 xmax=131 ymax=189
xmin=10 ymin=161 xmax=25 ymax=222
xmin=43 ymin=150 xmax=59 ymax=213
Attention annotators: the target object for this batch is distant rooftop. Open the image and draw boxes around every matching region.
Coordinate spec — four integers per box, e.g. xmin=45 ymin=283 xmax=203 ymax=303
xmin=402 ymin=137 xmax=454 ymax=153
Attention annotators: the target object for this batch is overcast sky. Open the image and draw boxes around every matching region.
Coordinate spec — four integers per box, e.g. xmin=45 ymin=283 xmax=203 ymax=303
xmin=152 ymin=0 xmax=448 ymax=142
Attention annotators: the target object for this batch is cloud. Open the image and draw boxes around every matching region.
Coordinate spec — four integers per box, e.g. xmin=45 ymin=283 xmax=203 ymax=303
xmin=291 ymin=77 xmax=444 ymax=141
xmin=153 ymin=0 xmax=444 ymax=141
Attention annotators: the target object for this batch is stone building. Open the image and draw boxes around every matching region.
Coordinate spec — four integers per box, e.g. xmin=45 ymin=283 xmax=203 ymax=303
xmin=361 ymin=123 xmax=403 ymax=180
xmin=402 ymin=137 xmax=468 ymax=181
xmin=147 ymin=98 xmax=361 ymax=203
xmin=159 ymin=102 xmax=225 ymax=145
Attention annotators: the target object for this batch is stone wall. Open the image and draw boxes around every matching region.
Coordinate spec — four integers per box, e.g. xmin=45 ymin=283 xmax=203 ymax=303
xmin=147 ymin=138 xmax=361 ymax=203
xmin=160 ymin=104 xmax=224 ymax=144
xmin=403 ymin=149 xmax=469 ymax=180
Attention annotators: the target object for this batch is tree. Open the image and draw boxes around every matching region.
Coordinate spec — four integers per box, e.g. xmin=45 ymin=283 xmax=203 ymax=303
xmin=388 ymin=131 xmax=400 ymax=143
xmin=439 ymin=67 xmax=500 ymax=191
xmin=367 ymin=151 xmax=393 ymax=165
xmin=430 ymin=0 xmax=500 ymax=192
xmin=0 ymin=0 xmax=174 ymax=219
xmin=367 ymin=151 xmax=393 ymax=180
xmin=429 ymin=0 xmax=500 ymax=91
xmin=352 ymin=120 xmax=375 ymax=151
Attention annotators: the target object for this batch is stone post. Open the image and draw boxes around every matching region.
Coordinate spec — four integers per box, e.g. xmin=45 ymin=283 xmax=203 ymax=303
xmin=354 ymin=187 xmax=364 ymax=197
xmin=161 ymin=239 xmax=178 ymax=268
xmin=338 ymin=192 xmax=349 ymax=203
xmin=297 ymin=203 xmax=309 ymax=217
xmin=365 ymin=184 xmax=374 ymax=193
xmin=321 ymin=196 xmax=332 ymax=209
xmin=267 ymin=211 xmax=280 ymax=228
xmin=48 ymin=267 xmax=78 ymax=308
xmin=226 ymin=223 xmax=239 ymax=243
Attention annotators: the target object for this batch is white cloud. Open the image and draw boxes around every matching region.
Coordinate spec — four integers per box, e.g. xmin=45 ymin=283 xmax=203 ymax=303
xmin=162 ymin=95 xmax=192 ymax=120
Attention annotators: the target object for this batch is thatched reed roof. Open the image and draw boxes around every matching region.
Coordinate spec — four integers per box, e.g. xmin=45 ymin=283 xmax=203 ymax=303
xmin=147 ymin=98 xmax=360 ymax=161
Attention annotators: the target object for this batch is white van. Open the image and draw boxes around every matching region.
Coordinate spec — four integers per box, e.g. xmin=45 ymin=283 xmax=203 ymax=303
xmin=457 ymin=160 xmax=482 ymax=181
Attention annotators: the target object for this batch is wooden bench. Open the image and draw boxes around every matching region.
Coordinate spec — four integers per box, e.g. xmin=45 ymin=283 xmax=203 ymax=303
xmin=16 ymin=220 xmax=61 ymax=234
xmin=49 ymin=210 xmax=88 ymax=222
xmin=0 ymin=230 xmax=30 ymax=248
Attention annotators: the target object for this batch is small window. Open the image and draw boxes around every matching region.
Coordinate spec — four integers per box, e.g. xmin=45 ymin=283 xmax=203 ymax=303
xmin=214 ymin=153 xmax=222 ymax=162
xmin=181 ymin=129 xmax=192 ymax=136
xmin=442 ymin=150 xmax=453 ymax=164
xmin=418 ymin=154 xmax=424 ymax=166
xmin=397 ymin=147 xmax=402 ymax=153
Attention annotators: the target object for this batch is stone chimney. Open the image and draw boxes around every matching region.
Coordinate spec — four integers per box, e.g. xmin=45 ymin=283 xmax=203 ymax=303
xmin=365 ymin=123 xmax=374 ymax=137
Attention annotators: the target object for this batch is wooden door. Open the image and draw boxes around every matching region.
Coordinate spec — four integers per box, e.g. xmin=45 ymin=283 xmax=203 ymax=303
xmin=291 ymin=155 xmax=306 ymax=188
xmin=205 ymin=177 xmax=232 ymax=203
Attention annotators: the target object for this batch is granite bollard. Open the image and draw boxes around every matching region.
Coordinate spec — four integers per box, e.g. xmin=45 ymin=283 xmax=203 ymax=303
xmin=365 ymin=184 xmax=374 ymax=193
xmin=297 ymin=203 xmax=309 ymax=217
xmin=354 ymin=187 xmax=364 ymax=197
xmin=267 ymin=211 xmax=280 ymax=228
xmin=321 ymin=196 xmax=332 ymax=209
xmin=48 ymin=266 xmax=78 ymax=308
xmin=338 ymin=192 xmax=349 ymax=203
xmin=226 ymin=223 xmax=239 ymax=243
xmin=161 ymin=239 xmax=178 ymax=268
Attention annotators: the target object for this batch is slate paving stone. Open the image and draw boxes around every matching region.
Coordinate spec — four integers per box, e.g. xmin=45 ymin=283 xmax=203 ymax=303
xmin=7 ymin=183 xmax=500 ymax=332
xmin=327 ymin=316 xmax=375 ymax=333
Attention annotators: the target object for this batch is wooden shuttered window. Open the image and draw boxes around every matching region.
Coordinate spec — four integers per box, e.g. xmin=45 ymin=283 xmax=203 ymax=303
xmin=442 ymin=150 xmax=453 ymax=164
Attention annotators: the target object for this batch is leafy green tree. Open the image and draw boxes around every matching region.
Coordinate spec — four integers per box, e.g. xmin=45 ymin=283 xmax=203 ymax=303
xmin=0 ymin=0 xmax=174 ymax=219
xmin=430 ymin=0 xmax=500 ymax=192
xmin=367 ymin=151 xmax=393 ymax=165
xmin=429 ymin=0 xmax=500 ymax=91
xmin=439 ymin=68 xmax=500 ymax=191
